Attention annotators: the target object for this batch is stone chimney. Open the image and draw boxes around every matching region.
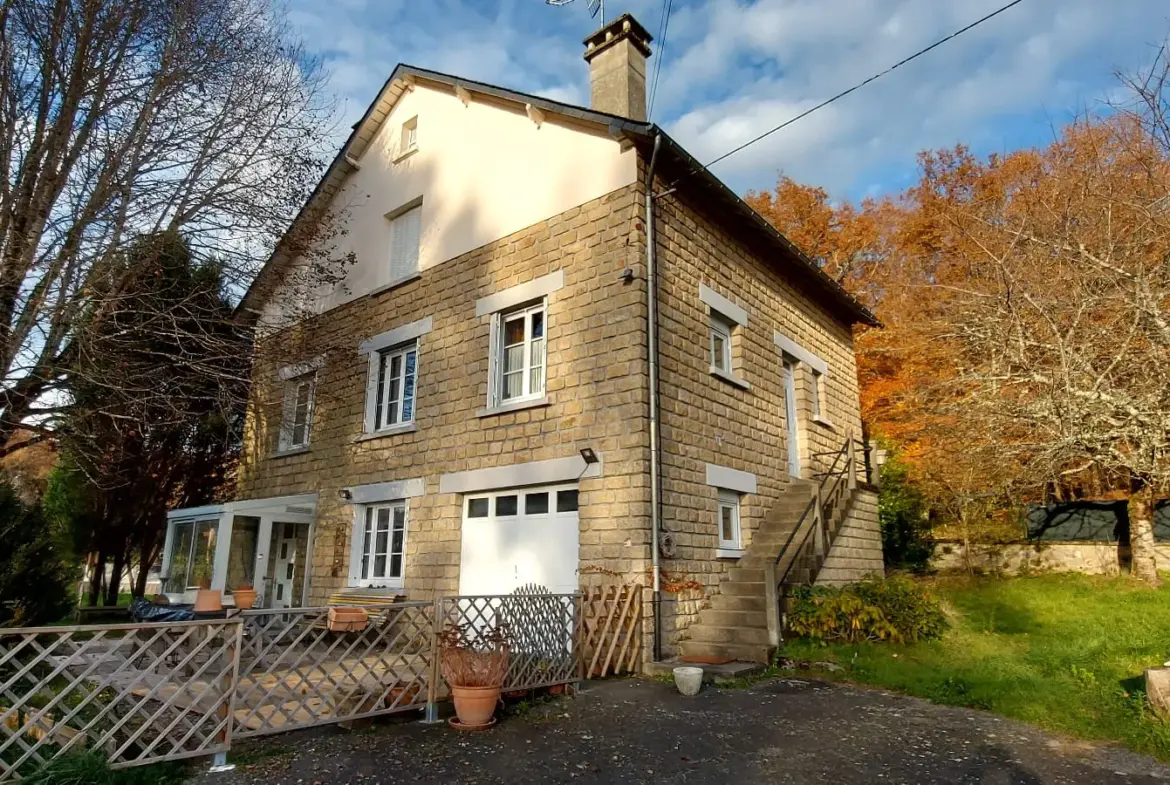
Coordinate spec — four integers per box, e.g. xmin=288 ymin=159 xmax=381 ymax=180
xmin=583 ymin=13 xmax=653 ymax=122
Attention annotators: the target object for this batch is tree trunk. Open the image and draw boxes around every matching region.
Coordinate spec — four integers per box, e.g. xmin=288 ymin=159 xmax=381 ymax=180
xmin=1129 ymin=487 xmax=1161 ymax=587
xmin=134 ymin=539 xmax=153 ymax=597
xmin=87 ymin=551 xmax=106 ymax=607
xmin=105 ymin=549 xmax=126 ymax=606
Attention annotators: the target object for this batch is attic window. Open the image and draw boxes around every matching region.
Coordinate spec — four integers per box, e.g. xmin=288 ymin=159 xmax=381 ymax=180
xmin=401 ymin=116 xmax=418 ymax=155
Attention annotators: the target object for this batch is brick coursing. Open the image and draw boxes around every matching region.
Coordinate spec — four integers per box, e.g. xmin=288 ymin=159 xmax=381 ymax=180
xmin=648 ymin=172 xmax=883 ymax=656
xmin=236 ymin=151 xmax=883 ymax=658
xmin=239 ymin=185 xmax=652 ymax=604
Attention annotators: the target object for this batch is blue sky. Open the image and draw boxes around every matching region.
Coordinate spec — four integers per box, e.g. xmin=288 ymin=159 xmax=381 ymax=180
xmin=287 ymin=0 xmax=1170 ymax=202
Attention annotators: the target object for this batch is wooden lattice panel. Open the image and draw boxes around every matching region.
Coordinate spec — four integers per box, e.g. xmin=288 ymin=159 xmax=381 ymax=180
xmin=0 ymin=619 xmax=242 ymax=780
xmin=438 ymin=592 xmax=581 ymax=694
xmin=581 ymin=584 xmax=643 ymax=678
xmin=232 ymin=603 xmax=435 ymax=738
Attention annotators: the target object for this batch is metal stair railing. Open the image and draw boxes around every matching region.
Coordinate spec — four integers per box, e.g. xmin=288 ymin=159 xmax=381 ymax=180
xmin=763 ymin=432 xmax=859 ymax=647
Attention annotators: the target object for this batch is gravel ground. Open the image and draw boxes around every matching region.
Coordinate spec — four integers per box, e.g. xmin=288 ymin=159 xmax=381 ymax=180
xmin=191 ymin=677 xmax=1170 ymax=784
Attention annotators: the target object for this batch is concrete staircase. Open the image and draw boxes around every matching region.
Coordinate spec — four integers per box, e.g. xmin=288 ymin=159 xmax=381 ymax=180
xmin=679 ymin=466 xmax=862 ymax=664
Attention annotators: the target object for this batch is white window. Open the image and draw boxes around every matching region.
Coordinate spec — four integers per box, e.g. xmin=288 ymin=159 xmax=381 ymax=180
xmin=387 ymin=204 xmax=421 ymax=284
xmin=710 ymin=314 xmax=732 ymax=372
xmin=401 ymin=116 xmax=418 ymax=153
xmin=355 ymin=501 xmax=407 ymax=588
xmin=717 ymin=489 xmax=741 ymax=551
xmin=491 ymin=301 xmax=546 ymax=405
xmin=369 ymin=342 xmax=418 ymax=431
xmin=810 ymin=370 xmax=824 ymax=419
xmin=278 ymin=373 xmax=315 ymax=452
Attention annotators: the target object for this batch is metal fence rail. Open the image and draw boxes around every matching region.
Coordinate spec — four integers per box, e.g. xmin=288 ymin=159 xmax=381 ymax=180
xmin=232 ymin=603 xmax=434 ymax=738
xmin=0 ymin=620 xmax=241 ymax=779
xmin=0 ymin=591 xmax=591 ymax=781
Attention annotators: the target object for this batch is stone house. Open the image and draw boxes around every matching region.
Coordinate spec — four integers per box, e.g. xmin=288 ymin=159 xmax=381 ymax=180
xmin=161 ymin=14 xmax=883 ymax=664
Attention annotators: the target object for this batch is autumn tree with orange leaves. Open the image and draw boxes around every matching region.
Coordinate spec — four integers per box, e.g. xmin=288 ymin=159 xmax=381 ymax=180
xmin=747 ymin=45 xmax=1170 ymax=585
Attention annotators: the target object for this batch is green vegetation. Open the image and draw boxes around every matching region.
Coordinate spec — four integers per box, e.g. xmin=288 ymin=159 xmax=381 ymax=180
xmin=784 ymin=574 xmax=1170 ymax=758
xmin=20 ymin=751 xmax=185 ymax=785
xmin=876 ymin=451 xmax=933 ymax=573
xmin=787 ymin=576 xmax=948 ymax=644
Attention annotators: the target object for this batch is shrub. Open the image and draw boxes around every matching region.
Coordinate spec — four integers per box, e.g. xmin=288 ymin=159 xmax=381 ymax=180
xmin=878 ymin=453 xmax=934 ymax=573
xmin=0 ymin=480 xmax=74 ymax=626
xmin=787 ymin=576 xmax=948 ymax=644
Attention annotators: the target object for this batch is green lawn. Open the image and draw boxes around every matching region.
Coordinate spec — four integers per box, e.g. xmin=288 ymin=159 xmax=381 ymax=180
xmin=783 ymin=574 xmax=1170 ymax=759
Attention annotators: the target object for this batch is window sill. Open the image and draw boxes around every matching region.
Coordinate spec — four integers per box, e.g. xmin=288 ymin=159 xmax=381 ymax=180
xmin=812 ymin=415 xmax=835 ymax=430
xmin=477 ymin=396 xmax=551 ymax=418
xmin=709 ymin=366 xmax=750 ymax=390
xmin=353 ymin=423 xmax=418 ymax=443
xmin=393 ymin=146 xmax=419 ymax=164
xmin=368 ymin=272 xmax=421 ymax=299
xmin=272 ymin=446 xmax=311 ymax=459
xmin=716 ymin=547 xmax=745 ymax=560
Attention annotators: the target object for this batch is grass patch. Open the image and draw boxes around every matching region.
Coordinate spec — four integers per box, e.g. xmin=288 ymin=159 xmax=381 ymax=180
xmin=783 ymin=573 xmax=1170 ymax=759
xmin=20 ymin=751 xmax=186 ymax=785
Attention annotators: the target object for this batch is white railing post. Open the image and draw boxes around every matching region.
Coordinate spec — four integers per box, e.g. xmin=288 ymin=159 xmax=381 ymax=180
xmin=764 ymin=562 xmax=780 ymax=647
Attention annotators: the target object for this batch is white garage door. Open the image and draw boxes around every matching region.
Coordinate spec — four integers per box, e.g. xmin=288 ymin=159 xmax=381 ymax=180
xmin=459 ymin=484 xmax=580 ymax=596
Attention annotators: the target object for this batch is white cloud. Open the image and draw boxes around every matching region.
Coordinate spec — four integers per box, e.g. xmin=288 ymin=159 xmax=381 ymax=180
xmin=288 ymin=0 xmax=1170 ymax=197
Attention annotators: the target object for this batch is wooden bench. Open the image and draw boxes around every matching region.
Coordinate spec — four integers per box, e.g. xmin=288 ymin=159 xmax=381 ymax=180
xmin=74 ymin=605 xmax=130 ymax=624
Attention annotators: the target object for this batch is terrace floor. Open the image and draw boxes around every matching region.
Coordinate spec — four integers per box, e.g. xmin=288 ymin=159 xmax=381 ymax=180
xmin=193 ymin=677 xmax=1170 ymax=784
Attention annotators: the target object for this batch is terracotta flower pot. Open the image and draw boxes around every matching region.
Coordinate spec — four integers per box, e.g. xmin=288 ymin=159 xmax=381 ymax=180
xmin=450 ymin=684 xmax=500 ymax=727
xmin=233 ymin=587 xmax=257 ymax=610
xmin=193 ymin=588 xmax=222 ymax=613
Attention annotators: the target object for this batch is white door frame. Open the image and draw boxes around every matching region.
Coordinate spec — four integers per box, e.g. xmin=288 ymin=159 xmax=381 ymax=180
xmin=782 ymin=358 xmax=801 ymax=478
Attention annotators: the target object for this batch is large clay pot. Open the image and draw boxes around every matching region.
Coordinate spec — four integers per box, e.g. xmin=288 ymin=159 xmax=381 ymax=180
xmin=193 ymin=588 xmax=222 ymax=613
xmin=450 ymin=684 xmax=500 ymax=726
xmin=233 ymin=587 xmax=257 ymax=610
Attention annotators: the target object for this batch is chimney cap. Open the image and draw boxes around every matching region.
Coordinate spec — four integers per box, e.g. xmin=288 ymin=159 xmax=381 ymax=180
xmin=583 ymin=13 xmax=653 ymax=60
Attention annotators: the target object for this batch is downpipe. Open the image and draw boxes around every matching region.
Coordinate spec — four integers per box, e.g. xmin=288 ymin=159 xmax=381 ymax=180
xmin=645 ymin=133 xmax=663 ymax=663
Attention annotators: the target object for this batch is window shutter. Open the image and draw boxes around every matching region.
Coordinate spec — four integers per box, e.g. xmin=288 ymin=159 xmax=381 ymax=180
xmin=278 ymin=381 xmax=296 ymax=451
xmin=389 ymin=206 xmax=421 ymax=283
xmin=363 ymin=353 xmax=379 ymax=434
xmin=487 ymin=313 xmax=501 ymax=407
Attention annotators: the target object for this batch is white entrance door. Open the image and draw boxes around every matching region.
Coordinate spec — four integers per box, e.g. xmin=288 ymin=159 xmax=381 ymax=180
xmin=782 ymin=358 xmax=801 ymax=477
xmin=459 ymin=484 xmax=580 ymax=596
xmin=272 ymin=524 xmax=298 ymax=608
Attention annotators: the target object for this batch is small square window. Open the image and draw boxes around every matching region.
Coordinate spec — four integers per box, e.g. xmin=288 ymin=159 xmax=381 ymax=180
xmin=496 ymin=495 xmax=518 ymax=516
xmin=717 ymin=489 xmax=741 ymax=550
xmin=710 ymin=315 xmax=732 ymax=372
xmin=556 ymin=489 xmax=579 ymax=513
xmin=401 ymin=116 xmax=418 ymax=153
xmin=525 ymin=492 xmax=550 ymax=514
xmin=467 ymin=498 xmax=489 ymax=518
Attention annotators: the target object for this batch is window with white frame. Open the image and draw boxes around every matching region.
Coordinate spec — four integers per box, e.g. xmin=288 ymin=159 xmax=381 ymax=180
xmin=717 ymin=489 xmax=742 ymax=550
xmin=278 ymin=373 xmax=316 ymax=452
xmin=710 ymin=314 xmax=732 ymax=373
xmin=369 ymin=342 xmax=418 ymax=431
xmin=387 ymin=203 xmax=421 ymax=284
xmin=355 ymin=501 xmax=407 ymax=587
xmin=491 ymin=300 xmax=546 ymax=404
xmin=401 ymin=116 xmax=418 ymax=154
xmin=810 ymin=370 xmax=825 ymax=420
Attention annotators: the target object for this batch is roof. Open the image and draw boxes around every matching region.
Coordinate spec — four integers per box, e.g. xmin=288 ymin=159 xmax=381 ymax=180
xmin=240 ymin=64 xmax=880 ymax=328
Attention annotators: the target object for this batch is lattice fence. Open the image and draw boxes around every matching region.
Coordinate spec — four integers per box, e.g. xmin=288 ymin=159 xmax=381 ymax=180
xmin=438 ymin=593 xmax=581 ymax=695
xmin=232 ymin=603 xmax=435 ymax=738
xmin=581 ymin=584 xmax=643 ymax=678
xmin=0 ymin=620 xmax=241 ymax=779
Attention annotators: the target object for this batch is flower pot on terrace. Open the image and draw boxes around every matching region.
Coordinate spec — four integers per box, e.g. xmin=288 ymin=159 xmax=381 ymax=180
xmin=233 ymin=586 xmax=257 ymax=610
xmin=451 ymin=684 xmax=500 ymax=726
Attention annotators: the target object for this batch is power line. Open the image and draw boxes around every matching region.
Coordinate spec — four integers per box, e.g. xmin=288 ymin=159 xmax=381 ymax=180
xmin=662 ymin=0 xmax=1025 ymax=192
xmin=647 ymin=0 xmax=674 ymax=121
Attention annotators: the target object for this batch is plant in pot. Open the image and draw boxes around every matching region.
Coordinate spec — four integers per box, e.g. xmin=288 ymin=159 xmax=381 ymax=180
xmin=439 ymin=621 xmax=512 ymax=729
xmin=233 ymin=585 xmax=257 ymax=610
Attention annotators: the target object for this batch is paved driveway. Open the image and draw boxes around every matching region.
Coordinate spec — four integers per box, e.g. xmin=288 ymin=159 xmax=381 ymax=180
xmin=195 ymin=678 xmax=1170 ymax=784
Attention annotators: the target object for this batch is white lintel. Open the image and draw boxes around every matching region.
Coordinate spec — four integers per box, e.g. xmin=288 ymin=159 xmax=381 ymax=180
xmin=358 ymin=316 xmax=434 ymax=356
xmin=475 ymin=270 xmax=565 ymax=317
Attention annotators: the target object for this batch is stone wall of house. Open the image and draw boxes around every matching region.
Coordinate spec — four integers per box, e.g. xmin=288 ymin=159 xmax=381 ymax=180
xmin=930 ymin=540 xmax=1170 ymax=576
xmin=648 ymin=172 xmax=878 ymax=656
xmin=816 ymin=487 xmax=884 ymax=585
xmin=237 ymin=185 xmax=652 ymax=604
